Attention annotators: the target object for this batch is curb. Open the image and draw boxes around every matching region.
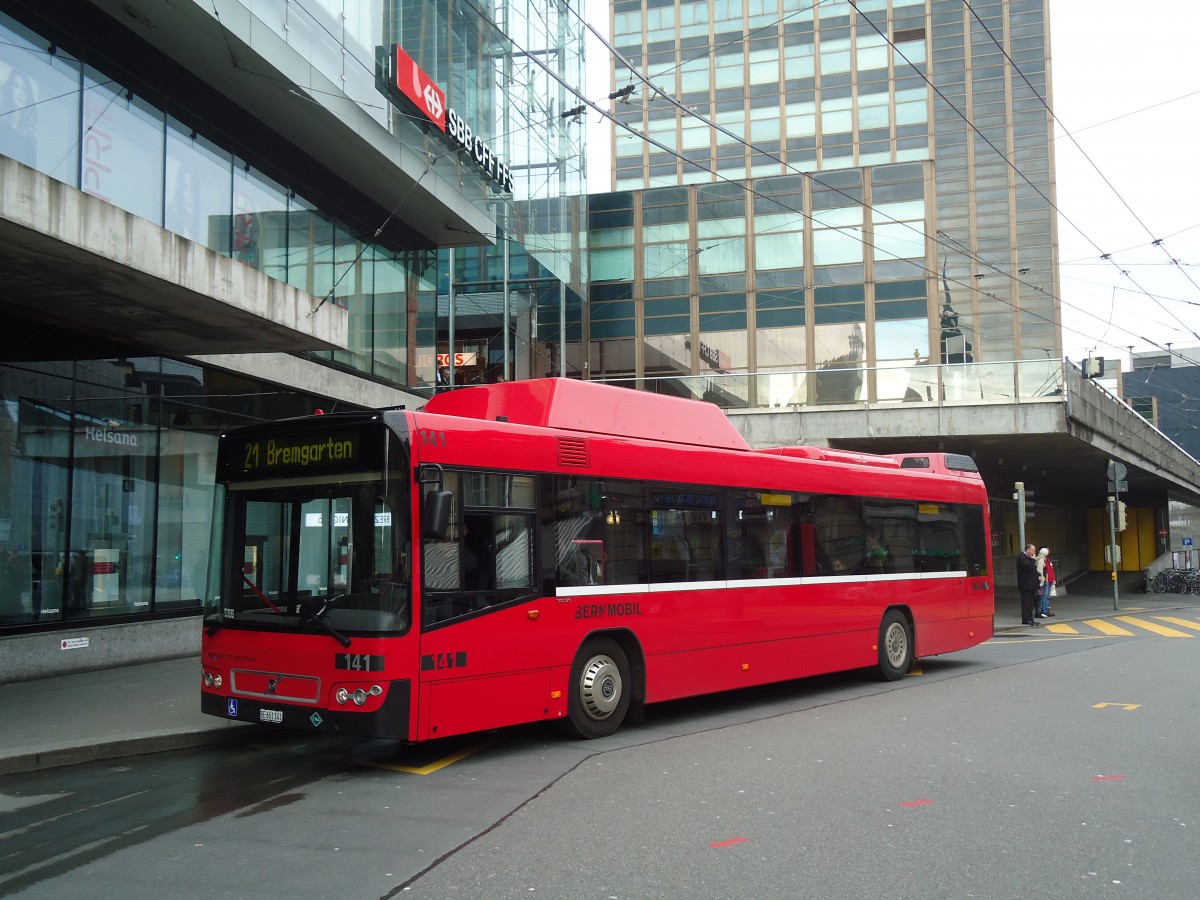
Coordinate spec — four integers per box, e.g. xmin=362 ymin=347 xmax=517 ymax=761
xmin=0 ymin=723 xmax=273 ymax=777
xmin=991 ymin=625 xmax=1051 ymax=637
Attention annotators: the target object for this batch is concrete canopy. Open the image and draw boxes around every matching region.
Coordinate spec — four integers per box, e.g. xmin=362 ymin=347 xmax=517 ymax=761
xmin=0 ymin=158 xmax=347 ymax=360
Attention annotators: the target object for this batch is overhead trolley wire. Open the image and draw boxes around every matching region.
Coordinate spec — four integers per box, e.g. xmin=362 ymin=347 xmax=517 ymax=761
xmin=960 ymin=0 xmax=1200 ymax=343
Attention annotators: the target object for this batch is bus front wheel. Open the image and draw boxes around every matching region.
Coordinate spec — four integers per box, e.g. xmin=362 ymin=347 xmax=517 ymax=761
xmin=877 ymin=609 xmax=913 ymax=681
xmin=565 ymin=637 xmax=631 ymax=739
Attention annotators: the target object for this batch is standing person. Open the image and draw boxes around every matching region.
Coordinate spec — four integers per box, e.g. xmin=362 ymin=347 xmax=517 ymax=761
xmin=1016 ymin=543 xmax=1042 ymax=626
xmin=1034 ymin=548 xmax=1047 ymax=617
xmin=1037 ymin=547 xmax=1056 ymax=617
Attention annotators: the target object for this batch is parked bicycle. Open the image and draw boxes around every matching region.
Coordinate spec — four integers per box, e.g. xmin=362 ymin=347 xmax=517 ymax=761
xmin=1151 ymin=567 xmax=1200 ymax=594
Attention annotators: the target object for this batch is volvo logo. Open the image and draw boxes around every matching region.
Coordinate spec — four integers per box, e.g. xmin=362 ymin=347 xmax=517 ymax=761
xmin=266 ymin=675 xmax=282 ymax=694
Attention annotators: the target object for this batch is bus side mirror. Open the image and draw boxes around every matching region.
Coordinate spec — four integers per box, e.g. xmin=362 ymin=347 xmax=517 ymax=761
xmin=422 ymin=491 xmax=452 ymax=540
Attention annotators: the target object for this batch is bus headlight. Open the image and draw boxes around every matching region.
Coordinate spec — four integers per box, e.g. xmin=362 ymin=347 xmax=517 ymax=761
xmin=332 ymin=683 xmax=383 ymax=707
xmin=202 ymin=671 xmax=222 ymax=689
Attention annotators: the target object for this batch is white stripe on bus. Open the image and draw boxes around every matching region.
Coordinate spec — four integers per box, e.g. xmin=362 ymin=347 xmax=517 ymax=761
xmin=555 ymin=570 xmax=969 ymax=598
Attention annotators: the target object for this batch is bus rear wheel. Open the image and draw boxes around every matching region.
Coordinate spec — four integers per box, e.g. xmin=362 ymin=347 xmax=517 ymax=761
xmin=565 ymin=637 xmax=631 ymax=739
xmin=877 ymin=609 xmax=913 ymax=681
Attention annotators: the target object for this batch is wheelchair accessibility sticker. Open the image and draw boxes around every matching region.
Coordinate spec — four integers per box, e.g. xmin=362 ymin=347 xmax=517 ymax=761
xmin=227 ymin=698 xmax=238 ymax=717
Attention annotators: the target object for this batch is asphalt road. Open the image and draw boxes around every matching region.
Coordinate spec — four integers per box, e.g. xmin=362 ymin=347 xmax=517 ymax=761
xmin=2 ymin=617 xmax=1198 ymax=900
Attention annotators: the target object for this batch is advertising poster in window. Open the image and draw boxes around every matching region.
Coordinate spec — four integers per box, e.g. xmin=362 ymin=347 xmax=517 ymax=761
xmin=81 ymin=75 xmax=164 ymax=223
xmin=0 ymin=33 xmax=80 ymax=183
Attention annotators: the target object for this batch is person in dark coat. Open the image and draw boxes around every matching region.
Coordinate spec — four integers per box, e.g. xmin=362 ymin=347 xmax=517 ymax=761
xmin=1016 ymin=543 xmax=1042 ymax=626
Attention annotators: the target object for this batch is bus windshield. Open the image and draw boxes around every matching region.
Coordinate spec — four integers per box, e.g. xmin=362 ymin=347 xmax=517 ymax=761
xmin=207 ymin=474 xmax=410 ymax=637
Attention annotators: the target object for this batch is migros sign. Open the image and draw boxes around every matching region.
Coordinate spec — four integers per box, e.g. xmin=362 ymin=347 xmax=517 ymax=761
xmin=382 ymin=45 xmax=513 ymax=195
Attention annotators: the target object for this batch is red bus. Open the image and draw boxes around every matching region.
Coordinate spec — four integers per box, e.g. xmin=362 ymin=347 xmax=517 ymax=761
xmin=201 ymin=378 xmax=994 ymax=740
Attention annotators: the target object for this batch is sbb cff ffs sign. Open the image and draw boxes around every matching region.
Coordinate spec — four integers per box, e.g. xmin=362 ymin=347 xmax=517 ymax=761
xmin=389 ymin=45 xmax=446 ymax=131
xmin=380 ymin=45 xmax=513 ymax=195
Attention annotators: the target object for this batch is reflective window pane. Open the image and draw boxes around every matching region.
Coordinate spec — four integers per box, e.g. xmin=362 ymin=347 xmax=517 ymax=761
xmin=232 ymin=161 xmax=288 ymax=280
xmin=165 ymin=119 xmax=232 ymax=250
xmin=82 ymin=70 xmax=164 ymax=223
xmin=812 ymin=228 xmax=864 ymax=265
xmin=755 ymin=232 xmax=805 ymax=270
xmin=0 ymin=21 xmax=80 ymax=183
xmin=813 ymin=322 xmax=866 ymax=403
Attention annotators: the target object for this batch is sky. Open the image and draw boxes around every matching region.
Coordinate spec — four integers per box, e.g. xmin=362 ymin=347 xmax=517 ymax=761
xmin=582 ymin=0 xmax=1200 ymax=373
xmin=1048 ymin=0 xmax=1200 ymax=370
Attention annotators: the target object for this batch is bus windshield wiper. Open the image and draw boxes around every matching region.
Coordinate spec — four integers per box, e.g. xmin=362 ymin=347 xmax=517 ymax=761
xmin=302 ymin=594 xmax=352 ymax=648
xmin=242 ymin=573 xmax=285 ymax=615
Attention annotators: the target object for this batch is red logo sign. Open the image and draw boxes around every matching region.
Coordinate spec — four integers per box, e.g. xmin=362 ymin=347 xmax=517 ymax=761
xmin=436 ymin=352 xmax=478 ymax=367
xmin=392 ymin=46 xmax=446 ymax=132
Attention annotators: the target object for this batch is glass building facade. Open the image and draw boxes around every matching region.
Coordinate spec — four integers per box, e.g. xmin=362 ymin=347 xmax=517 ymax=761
xmin=399 ymin=0 xmax=591 ymax=385
xmin=0 ymin=358 xmax=329 ymax=627
xmin=0 ymin=0 xmax=586 ymax=635
xmin=593 ymin=0 xmax=1059 ymax=399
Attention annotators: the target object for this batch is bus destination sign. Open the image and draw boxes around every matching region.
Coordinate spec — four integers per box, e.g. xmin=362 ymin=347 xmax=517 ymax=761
xmin=239 ymin=432 xmax=358 ymax=475
xmin=217 ymin=417 xmax=391 ymax=483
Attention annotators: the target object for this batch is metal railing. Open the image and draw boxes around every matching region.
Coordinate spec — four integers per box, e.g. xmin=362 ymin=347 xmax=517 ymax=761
xmin=589 ymin=358 xmax=1066 ymax=412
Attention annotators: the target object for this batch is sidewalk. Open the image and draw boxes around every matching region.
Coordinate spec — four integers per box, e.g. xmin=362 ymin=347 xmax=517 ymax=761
xmin=0 ymin=656 xmax=261 ymax=776
xmin=991 ymin=572 xmax=1180 ymax=632
xmin=0 ymin=578 xmax=1190 ymax=776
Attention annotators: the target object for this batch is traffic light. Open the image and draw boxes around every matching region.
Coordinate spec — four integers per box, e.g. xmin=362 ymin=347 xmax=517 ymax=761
xmin=1012 ymin=482 xmax=1035 ymax=521
xmin=1115 ymin=500 xmax=1127 ymax=532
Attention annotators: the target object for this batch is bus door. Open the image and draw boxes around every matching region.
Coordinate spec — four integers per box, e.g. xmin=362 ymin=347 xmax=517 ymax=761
xmin=416 ymin=471 xmax=541 ymax=739
xmin=963 ymin=502 xmax=992 ymax=618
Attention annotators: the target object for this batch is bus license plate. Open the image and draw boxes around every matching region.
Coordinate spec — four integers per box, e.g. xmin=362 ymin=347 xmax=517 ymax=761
xmin=259 ymin=709 xmax=283 ymax=724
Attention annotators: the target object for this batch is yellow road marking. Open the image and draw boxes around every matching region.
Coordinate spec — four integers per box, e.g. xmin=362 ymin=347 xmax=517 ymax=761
xmin=1155 ymin=617 xmax=1200 ymax=632
xmin=985 ymin=634 xmax=1106 ymax=643
xmin=1045 ymin=623 xmax=1079 ymax=634
xmin=1093 ymin=702 xmax=1141 ymax=710
xmin=353 ymin=742 xmax=490 ymax=775
xmin=252 ymin=740 xmax=492 ymax=775
xmin=1115 ymin=616 xmax=1192 ymax=638
xmin=1086 ymin=618 xmax=1135 ymax=636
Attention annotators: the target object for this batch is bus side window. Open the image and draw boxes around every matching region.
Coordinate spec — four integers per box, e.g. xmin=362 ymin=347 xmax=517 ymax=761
xmin=963 ymin=505 xmax=989 ymax=576
xmin=554 ymin=514 xmax=602 ymax=586
xmin=812 ymin=496 xmax=865 ymax=575
xmin=787 ymin=521 xmax=821 ymax=576
xmin=495 ymin=513 xmax=534 ymax=589
xmin=552 ymin=475 xmax=644 ymax=586
xmin=423 ymin=537 xmax=462 ymax=591
xmin=738 ymin=530 xmax=767 ymax=578
xmin=879 ymin=519 xmax=916 ymax=574
xmin=557 ymin=544 xmax=589 ymax=585
xmin=462 ymin=514 xmax=494 ymax=591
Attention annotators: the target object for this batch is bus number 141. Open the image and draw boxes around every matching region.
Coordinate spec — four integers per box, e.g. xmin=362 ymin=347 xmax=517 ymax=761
xmin=335 ymin=653 xmax=384 ymax=672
